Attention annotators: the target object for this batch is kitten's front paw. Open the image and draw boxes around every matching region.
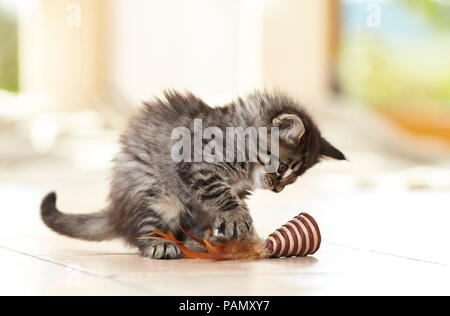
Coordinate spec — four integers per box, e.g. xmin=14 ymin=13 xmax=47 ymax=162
xmin=141 ymin=240 xmax=182 ymax=259
xmin=214 ymin=209 xmax=253 ymax=240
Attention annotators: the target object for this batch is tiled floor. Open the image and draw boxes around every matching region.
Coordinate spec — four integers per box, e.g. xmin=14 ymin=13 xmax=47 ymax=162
xmin=1 ymin=149 xmax=449 ymax=295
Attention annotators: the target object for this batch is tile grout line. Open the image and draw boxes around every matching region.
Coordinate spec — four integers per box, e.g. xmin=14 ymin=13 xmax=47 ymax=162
xmin=0 ymin=245 xmax=160 ymax=295
xmin=325 ymin=241 xmax=448 ymax=267
xmin=368 ymin=250 xmax=449 ymax=267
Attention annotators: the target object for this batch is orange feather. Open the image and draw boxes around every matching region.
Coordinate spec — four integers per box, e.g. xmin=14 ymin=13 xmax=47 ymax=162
xmin=150 ymin=229 xmax=270 ymax=261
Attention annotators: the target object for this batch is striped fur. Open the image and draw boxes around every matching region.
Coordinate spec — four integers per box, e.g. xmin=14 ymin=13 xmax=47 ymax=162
xmin=40 ymin=90 xmax=344 ymax=259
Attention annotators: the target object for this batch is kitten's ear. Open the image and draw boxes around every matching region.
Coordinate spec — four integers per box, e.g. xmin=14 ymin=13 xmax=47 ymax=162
xmin=272 ymin=114 xmax=305 ymax=145
xmin=320 ymin=138 xmax=346 ymax=160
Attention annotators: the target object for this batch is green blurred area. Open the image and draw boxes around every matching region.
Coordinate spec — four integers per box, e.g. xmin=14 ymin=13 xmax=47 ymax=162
xmin=338 ymin=35 xmax=450 ymax=111
xmin=338 ymin=0 xmax=450 ymax=112
xmin=399 ymin=0 xmax=450 ymax=30
xmin=0 ymin=8 xmax=18 ymax=92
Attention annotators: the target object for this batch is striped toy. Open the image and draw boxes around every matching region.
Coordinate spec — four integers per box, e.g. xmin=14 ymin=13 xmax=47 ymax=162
xmin=148 ymin=212 xmax=322 ymax=260
xmin=266 ymin=213 xmax=321 ymax=258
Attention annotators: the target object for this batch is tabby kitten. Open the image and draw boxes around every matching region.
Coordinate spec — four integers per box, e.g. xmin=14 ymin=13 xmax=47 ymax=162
xmin=41 ymin=91 xmax=345 ymax=259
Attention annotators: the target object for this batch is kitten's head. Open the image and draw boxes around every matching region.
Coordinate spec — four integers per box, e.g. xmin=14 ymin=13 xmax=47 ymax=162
xmin=254 ymin=112 xmax=345 ymax=193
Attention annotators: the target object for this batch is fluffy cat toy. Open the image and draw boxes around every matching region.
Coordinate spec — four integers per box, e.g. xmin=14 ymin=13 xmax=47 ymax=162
xmin=144 ymin=212 xmax=321 ymax=260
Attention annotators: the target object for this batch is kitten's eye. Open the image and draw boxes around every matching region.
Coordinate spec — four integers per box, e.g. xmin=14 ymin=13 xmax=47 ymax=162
xmin=278 ymin=163 xmax=288 ymax=174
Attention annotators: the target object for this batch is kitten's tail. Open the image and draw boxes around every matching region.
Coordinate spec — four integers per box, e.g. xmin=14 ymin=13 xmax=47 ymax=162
xmin=40 ymin=192 xmax=114 ymax=242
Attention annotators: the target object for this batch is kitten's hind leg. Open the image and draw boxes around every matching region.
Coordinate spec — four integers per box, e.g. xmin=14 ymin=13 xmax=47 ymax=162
xmin=135 ymin=235 xmax=182 ymax=259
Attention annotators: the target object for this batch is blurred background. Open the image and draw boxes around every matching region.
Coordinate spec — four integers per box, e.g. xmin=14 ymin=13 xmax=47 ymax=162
xmin=0 ymin=0 xmax=449 ymax=279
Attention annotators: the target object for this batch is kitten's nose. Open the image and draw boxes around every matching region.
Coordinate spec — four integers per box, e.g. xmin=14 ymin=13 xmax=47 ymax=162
xmin=273 ymin=185 xmax=284 ymax=193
